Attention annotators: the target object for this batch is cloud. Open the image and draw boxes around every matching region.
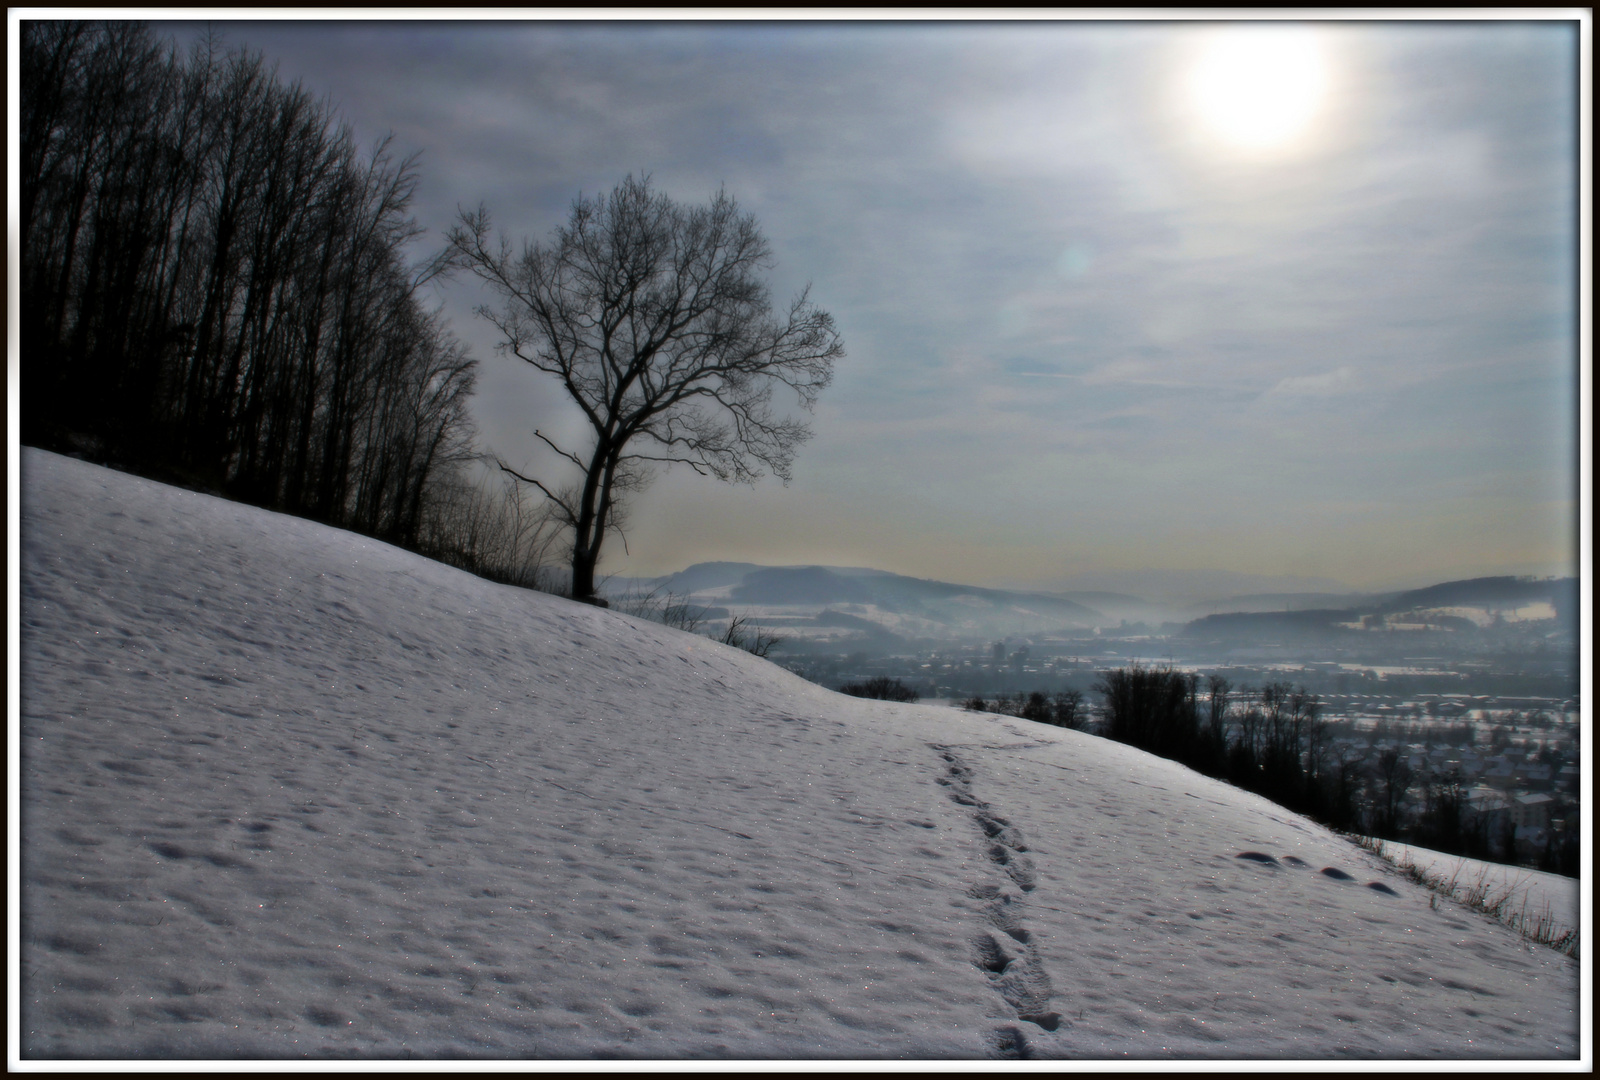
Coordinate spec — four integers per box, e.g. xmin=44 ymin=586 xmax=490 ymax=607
xmin=1056 ymin=241 xmax=1097 ymax=279
xmin=1263 ymin=366 xmax=1360 ymax=400
xmin=1079 ymin=354 xmax=1214 ymax=391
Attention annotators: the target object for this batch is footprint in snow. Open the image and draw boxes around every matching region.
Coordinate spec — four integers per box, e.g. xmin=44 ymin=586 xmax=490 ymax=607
xmin=992 ymin=1025 xmax=1031 ymax=1059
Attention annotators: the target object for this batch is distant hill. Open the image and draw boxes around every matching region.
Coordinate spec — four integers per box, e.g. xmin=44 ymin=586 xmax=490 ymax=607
xmin=1181 ymin=575 xmax=1577 ymax=643
xmin=647 ymin=561 xmax=766 ymax=595
xmin=1381 ymin=576 xmax=1578 ymax=620
xmin=1181 ymin=608 xmax=1363 ymax=642
xmin=1036 ymin=591 xmax=1171 ymax=626
xmin=733 ymin=566 xmax=878 ymax=605
xmin=1184 ymin=591 xmax=1383 ymax=617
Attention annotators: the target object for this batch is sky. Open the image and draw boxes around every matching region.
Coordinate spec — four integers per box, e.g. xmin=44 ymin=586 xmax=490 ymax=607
xmin=122 ymin=16 xmax=1588 ymax=591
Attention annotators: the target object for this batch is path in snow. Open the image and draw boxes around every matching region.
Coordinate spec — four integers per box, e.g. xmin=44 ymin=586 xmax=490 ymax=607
xmin=931 ymin=740 xmax=1058 ymax=1056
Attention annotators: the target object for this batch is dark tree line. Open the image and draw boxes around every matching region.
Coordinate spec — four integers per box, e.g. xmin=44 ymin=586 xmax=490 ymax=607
xmin=964 ymin=689 xmax=1088 ymax=729
xmin=839 ymin=676 xmax=920 ymax=702
xmin=22 ymin=22 xmax=477 ymax=547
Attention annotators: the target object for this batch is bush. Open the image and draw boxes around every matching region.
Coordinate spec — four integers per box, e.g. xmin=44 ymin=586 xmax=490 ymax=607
xmin=839 ymin=676 xmax=919 ymax=702
xmin=721 ymin=616 xmax=782 ymax=659
xmin=416 ymin=468 xmax=562 ymax=591
xmin=1051 ymin=689 xmax=1089 ymax=730
xmin=612 ymin=587 xmax=709 ymax=632
xmin=1019 ymin=691 xmax=1053 ymax=724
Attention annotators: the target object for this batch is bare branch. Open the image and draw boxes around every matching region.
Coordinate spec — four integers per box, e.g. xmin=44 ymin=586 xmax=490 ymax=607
xmin=532 ymin=428 xmax=586 ymax=470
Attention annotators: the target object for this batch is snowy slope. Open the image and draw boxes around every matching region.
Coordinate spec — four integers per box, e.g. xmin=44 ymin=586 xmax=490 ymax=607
xmin=15 ymin=449 xmax=1584 ymax=1062
xmin=1372 ymin=841 xmax=1579 ymax=940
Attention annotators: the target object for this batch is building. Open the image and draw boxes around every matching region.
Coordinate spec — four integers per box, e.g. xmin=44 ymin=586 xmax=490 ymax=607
xmin=1513 ymin=792 xmax=1555 ymax=832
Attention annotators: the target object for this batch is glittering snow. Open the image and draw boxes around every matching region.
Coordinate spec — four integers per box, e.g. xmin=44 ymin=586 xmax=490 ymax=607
xmin=1372 ymin=841 xmax=1579 ymax=939
xmin=15 ymin=449 xmax=1583 ymax=1061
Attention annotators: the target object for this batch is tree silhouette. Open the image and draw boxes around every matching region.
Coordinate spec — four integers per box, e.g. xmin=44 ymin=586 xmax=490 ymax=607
xmin=447 ymin=175 xmax=843 ymax=602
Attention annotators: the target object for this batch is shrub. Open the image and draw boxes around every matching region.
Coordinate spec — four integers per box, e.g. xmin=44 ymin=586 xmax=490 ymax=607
xmin=720 ymin=616 xmax=782 ymax=659
xmin=417 ymin=469 xmax=562 ymax=591
xmin=613 ymin=587 xmax=710 ymax=632
xmin=1019 ymin=691 xmax=1053 ymax=724
xmin=1052 ymin=689 xmax=1088 ymax=730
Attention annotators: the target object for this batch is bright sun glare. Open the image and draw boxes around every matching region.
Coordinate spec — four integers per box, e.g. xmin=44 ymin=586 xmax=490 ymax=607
xmin=1188 ymin=26 xmax=1329 ymax=154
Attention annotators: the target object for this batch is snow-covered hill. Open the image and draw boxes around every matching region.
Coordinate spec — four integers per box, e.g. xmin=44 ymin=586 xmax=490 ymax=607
xmin=15 ymin=449 xmax=1584 ymax=1062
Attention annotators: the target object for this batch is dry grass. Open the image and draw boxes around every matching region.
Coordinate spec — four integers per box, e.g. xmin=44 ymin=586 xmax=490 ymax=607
xmin=1352 ymin=835 xmax=1578 ymax=958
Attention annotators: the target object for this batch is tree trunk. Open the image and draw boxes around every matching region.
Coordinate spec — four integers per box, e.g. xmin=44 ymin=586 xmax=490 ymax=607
xmin=569 ymin=550 xmax=606 ymax=606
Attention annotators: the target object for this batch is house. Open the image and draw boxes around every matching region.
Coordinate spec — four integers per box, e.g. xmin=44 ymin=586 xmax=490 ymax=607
xmin=1513 ymin=792 xmax=1555 ymax=832
xmin=1465 ymin=788 xmax=1511 ymax=835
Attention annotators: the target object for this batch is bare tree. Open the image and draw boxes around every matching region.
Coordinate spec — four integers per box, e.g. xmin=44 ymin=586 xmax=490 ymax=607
xmin=1294 ymin=687 xmax=1326 ymax=783
xmin=447 ymin=174 xmax=844 ymax=602
xmin=1205 ymin=674 xmax=1231 ymax=744
xmin=1052 ymin=688 xmax=1087 ymax=730
xmin=1371 ymin=747 xmax=1412 ymax=837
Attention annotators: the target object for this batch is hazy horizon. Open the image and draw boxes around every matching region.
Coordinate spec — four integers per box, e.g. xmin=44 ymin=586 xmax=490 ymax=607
xmin=604 ymin=557 xmax=1579 ymax=605
xmin=131 ymin=15 xmax=1583 ymax=593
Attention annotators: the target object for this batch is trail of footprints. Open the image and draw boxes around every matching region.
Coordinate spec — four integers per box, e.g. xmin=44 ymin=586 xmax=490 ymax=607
xmin=931 ymin=745 xmax=1060 ymax=1059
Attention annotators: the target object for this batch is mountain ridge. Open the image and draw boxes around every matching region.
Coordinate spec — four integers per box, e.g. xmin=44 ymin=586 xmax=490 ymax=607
xmin=609 ymin=562 xmax=1575 ymax=642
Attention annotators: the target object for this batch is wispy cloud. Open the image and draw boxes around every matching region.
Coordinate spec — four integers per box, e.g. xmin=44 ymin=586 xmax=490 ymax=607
xmin=1263 ymin=366 xmax=1360 ymax=400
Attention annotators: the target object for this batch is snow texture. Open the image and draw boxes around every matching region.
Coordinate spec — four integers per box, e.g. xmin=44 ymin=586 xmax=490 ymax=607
xmin=16 ymin=449 xmax=1583 ymax=1061
xmin=1373 ymin=841 xmax=1579 ymax=938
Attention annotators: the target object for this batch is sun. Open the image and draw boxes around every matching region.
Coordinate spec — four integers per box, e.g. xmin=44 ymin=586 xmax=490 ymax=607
xmin=1186 ymin=25 xmax=1329 ymax=154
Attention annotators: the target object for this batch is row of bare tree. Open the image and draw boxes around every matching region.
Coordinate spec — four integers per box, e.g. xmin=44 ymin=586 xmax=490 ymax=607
xmin=22 ymin=21 xmax=477 ymax=547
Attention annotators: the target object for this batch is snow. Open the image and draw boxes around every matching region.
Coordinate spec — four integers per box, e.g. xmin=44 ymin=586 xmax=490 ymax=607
xmin=13 ymin=448 xmax=1587 ymax=1063
xmin=1371 ymin=841 xmax=1579 ymax=941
